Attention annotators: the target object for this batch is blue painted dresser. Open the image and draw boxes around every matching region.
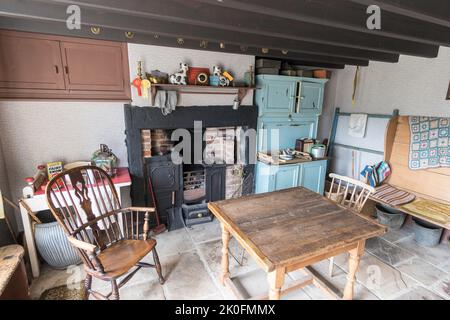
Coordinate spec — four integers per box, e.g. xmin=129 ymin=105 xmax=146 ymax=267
xmin=254 ymin=75 xmax=328 ymax=194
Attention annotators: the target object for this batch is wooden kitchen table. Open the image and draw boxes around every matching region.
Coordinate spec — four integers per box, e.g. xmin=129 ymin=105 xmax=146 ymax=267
xmin=208 ymin=187 xmax=386 ymax=300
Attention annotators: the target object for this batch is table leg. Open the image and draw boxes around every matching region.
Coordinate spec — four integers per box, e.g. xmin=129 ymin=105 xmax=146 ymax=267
xmin=19 ymin=201 xmax=40 ymax=278
xmin=115 ymin=186 xmax=124 ymax=235
xmin=268 ymin=267 xmax=285 ymax=300
xmin=220 ymin=224 xmax=231 ymax=285
xmin=343 ymin=241 xmax=365 ymax=300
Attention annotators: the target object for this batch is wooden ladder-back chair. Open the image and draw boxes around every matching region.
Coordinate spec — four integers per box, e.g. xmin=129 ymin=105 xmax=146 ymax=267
xmin=46 ymin=165 xmax=164 ymax=300
xmin=326 ymin=173 xmax=375 ymax=277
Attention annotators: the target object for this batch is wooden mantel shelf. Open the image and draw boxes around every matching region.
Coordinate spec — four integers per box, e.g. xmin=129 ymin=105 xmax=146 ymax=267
xmin=150 ymin=84 xmax=255 ymax=105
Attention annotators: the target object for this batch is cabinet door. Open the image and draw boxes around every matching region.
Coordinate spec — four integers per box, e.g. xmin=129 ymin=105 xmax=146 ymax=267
xmin=298 ymin=82 xmax=323 ymax=115
xmin=270 ymin=165 xmax=300 ymax=191
xmin=300 ymin=161 xmax=327 ymax=194
xmin=0 ymin=32 xmax=65 ymax=89
xmin=147 ymin=162 xmax=182 ymax=191
xmin=206 ymin=165 xmax=226 ymax=202
xmin=262 ymin=80 xmax=297 ymax=115
xmin=60 ymin=41 xmax=127 ymax=91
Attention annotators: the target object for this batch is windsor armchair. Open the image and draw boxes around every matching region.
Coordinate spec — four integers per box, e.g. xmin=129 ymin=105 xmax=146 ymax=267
xmin=46 ymin=166 xmax=164 ymax=300
xmin=326 ymin=173 xmax=375 ymax=277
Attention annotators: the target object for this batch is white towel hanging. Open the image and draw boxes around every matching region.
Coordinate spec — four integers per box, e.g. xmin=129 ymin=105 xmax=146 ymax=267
xmin=348 ymin=114 xmax=368 ymax=138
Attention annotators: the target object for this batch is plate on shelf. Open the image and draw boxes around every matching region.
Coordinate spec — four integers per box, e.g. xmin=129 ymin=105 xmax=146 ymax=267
xmin=279 ymin=154 xmax=294 ymax=161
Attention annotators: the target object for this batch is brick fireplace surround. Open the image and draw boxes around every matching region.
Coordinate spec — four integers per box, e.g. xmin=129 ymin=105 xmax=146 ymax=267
xmin=124 ymin=104 xmax=258 ymax=229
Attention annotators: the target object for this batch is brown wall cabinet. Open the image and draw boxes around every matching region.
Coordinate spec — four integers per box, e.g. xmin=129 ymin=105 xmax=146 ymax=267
xmin=0 ymin=30 xmax=131 ymax=100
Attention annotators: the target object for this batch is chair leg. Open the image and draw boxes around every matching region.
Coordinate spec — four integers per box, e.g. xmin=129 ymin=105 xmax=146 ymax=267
xmin=84 ymin=274 xmax=92 ymax=300
xmin=111 ymin=279 xmax=120 ymax=300
xmin=329 ymin=257 xmax=335 ymax=278
xmin=152 ymin=249 xmax=165 ymax=285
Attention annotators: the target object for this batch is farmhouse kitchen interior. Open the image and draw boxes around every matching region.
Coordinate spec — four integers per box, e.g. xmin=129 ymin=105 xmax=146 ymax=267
xmin=0 ymin=0 xmax=449 ymax=304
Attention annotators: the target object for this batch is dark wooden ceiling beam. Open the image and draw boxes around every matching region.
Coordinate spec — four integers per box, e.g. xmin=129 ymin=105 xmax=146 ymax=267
xmin=349 ymin=0 xmax=450 ymax=28
xmin=195 ymin=0 xmax=450 ymax=46
xmin=36 ymin=0 xmax=398 ymax=62
xmin=0 ymin=0 xmax=369 ymax=66
xmin=41 ymin=0 xmax=437 ymax=57
xmin=0 ymin=16 xmax=345 ymax=69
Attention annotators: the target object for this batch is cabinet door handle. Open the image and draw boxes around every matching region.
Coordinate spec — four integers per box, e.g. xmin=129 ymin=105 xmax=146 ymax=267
xmin=64 ymin=66 xmax=69 ymax=74
xmin=313 ymin=101 xmax=316 ymax=109
xmin=54 ymin=65 xmax=59 ymax=74
xmin=286 ymin=88 xmax=289 ymax=96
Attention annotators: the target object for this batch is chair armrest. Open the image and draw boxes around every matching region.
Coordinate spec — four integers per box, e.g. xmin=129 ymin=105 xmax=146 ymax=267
xmin=123 ymin=207 xmax=156 ymax=213
xmin=68 ymin=236 xmax=97 ymax=253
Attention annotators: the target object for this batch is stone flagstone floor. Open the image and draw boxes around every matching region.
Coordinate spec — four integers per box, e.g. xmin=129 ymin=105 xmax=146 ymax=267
xmin=30 ymin=219 xmax=450 ymax=300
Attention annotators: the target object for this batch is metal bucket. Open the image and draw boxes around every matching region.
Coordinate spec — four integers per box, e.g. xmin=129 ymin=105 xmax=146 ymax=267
xmin=412 ymin=218 xmax=443 ymax=247
xmin=375 ymin=203 xmax=406 ymax=230
xmin=34 ymin=222 xmax=81 ymax=269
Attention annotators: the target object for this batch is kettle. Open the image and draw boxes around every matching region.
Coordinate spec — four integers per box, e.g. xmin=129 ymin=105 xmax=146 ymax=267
xmin=310 ymin=144 xmax=326 ymax=159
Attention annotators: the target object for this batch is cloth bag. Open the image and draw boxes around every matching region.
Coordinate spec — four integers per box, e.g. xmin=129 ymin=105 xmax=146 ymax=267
xmin=360 ymin=161 xmax=391 ymax=187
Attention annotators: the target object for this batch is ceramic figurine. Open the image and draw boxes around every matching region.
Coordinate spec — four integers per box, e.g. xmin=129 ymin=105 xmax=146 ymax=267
xmin=212 ymin=65 xmax=222 ymax=77
xmin=212 ymin=65 xmax=230 ymax=87
xmin=169 ymin=63 xmax=189 ymax=85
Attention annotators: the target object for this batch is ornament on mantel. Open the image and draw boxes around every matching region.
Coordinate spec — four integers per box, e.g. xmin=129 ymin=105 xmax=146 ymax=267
xmin=169 ymin=63 xmax=189 ymax=85
xmin=211 ymin=66 xmax=232 ymax=87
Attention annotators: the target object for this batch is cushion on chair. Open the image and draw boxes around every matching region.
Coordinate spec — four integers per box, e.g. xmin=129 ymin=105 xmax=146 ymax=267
xmin=97 ymin=239 xmax=156 ymax=278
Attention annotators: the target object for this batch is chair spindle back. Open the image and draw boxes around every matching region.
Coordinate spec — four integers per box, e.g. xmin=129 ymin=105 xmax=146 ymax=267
xmin=46 ymin=166 xmax=148 ymax=271
xmin=326 ymin=173 xmax=375 ymax=213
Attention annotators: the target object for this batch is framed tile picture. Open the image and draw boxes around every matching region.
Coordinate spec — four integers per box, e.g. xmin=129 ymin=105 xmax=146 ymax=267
xmin=447 ymin=82 xmax=450 ymax=100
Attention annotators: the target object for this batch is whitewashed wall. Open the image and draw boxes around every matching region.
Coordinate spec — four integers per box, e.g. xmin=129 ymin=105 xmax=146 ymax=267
xmin=128 ymin=43 xmax=255 ymax=106
xmin=335 ymin=47 xmax=450 ymax=116
xmin=320 ymin=46 xmax=450 ymax=178
xmin=0 ymin=101 xmax=127 ymax=204
xmin=317 ymin=73 xmax=338 ymax=141
xmin=0 ymin=139 xmax=16 ymax=244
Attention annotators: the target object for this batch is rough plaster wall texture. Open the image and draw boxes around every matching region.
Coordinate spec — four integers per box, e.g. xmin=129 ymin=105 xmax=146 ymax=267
xmin=317 ymin=73 xmax=338 ymax=141
xmin=334 ymin=46 xmax=450 ymax=117
xmin=319 ymin=46 xmax=450 ymax=179
xmin=128 ymin=43 xmax=255 ymax=106
xmin=0 ymin=101 xmax=128 ymax=200
xmin=0 ymin=137 xmax=17 ymax=242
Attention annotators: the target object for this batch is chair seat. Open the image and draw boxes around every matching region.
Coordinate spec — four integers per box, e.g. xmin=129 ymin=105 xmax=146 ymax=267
xmin=97 ymin=239 xmax=156 ymax=278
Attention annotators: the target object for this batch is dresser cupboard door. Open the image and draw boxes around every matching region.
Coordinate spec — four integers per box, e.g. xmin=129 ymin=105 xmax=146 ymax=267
xmin=298 ymin=82 xmax=323 ymax=115
xmin=300 ymin=161 xmax=327 ymax=194
xmin=270 ymin=165 xmax=300 ymax=191
xmin=263 ymin=80 xmax=297 ymax=116
xmin=60 ymin=41 xmax=127 ymax=92
xmin=0 ymin=33 xmax=65 ymax=90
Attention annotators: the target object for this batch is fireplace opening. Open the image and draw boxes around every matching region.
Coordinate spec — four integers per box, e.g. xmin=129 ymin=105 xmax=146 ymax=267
xmin=125 ymin=105 xmax=258 ymax=231
xmin=144 ymin=126 xmax=246 ymax=228
xmin=183 ymin=164 xmax=206 ymax=203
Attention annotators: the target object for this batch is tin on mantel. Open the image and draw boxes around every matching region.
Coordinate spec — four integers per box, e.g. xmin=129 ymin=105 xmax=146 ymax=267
xmin=92 ymin=144 xmax=117 ymax=176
